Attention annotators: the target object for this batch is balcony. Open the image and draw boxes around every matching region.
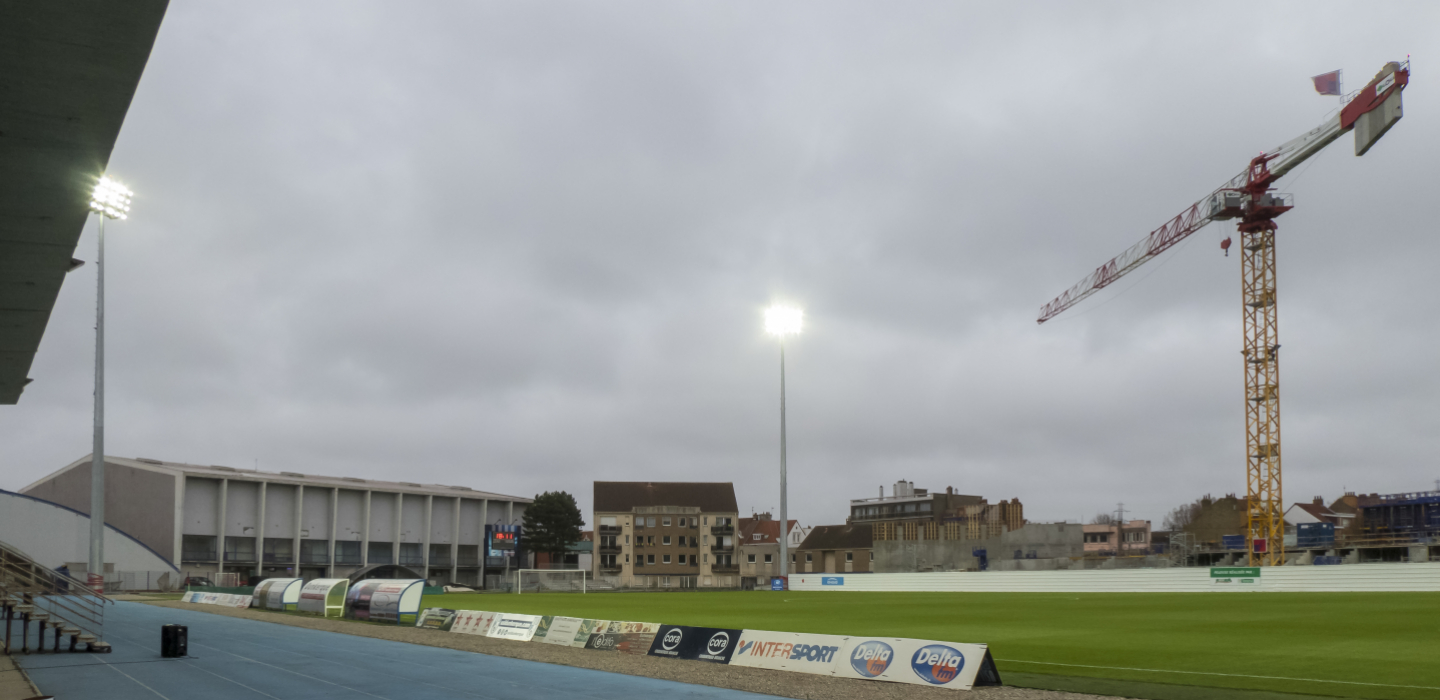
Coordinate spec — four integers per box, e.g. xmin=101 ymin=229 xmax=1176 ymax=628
xmin=334 ymin=555 xmax=363 ymax=566
xmin=262 ymin=554 xmax=293 ymax=564
xmin=598 ymin=525 xmax=622 ymax=534
xmin=711 ymin=526 xmax=734 ymax=536
xmin=712 ymin=564 xmax=739 ymax=573
xmin=224 ymin=552 xmax=257 ymax=563
xmin=598 ymin=544 xmax=621 ymax=554
xmin=300 ymin=554 xmax=330 ymax=565
xmin=182 ymin=550 xmax=217 ymax=562
xmin=399 ymin=556 xmax=425 ymax=567
xmin=457 ymin=556 xmax=480 ymax=568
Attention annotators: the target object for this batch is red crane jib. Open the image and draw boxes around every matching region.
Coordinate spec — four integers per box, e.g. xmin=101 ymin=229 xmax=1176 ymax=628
xmin=1341 ymin=65 xmax=1409 ymax=130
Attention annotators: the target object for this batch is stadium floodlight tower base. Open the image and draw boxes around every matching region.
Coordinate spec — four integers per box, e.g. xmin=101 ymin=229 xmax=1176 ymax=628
xmin=516 ymin=569 xmax=587 ymax=594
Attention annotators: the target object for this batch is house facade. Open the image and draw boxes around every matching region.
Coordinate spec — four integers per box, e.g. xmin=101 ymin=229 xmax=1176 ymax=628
xmin=737 ymin=512 xmax=807 ymax=588
xmin=592 ymin=481 xmax=740 ymax=588
xmin=794 ymin=524 xmax=873 ymax=574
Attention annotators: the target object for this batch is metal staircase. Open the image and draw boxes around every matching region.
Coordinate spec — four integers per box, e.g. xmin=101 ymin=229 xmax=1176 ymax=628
xmin=1 ymin=539 xmax=112 ymax=654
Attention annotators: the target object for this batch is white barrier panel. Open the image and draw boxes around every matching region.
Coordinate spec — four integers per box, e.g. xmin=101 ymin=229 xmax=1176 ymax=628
xmin=539 ymin=616 xmax=585 ymax=645
xmin=297 ymin=578 xmax=350 ymax=617
xmin=451 ymin=610 xmax=500 ymax=636
xmin=791 ymin=563 xmax=1440 ymax=593
xmin=488 ymin=613 xmax=543 ymax=641
xmin=833 ymin=637 xmax=995 ymax=691
xmin=730 ymin=630 xmax=848 ymax=675
xmin=182 ymin=592 xmax=253 ymax=609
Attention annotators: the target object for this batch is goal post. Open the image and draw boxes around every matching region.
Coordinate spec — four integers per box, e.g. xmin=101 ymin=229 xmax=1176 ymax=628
xmin=516 ymin=569 xmax=587 ymax=594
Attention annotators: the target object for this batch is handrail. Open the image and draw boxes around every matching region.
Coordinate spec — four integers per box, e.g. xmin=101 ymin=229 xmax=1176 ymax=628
xmin=0 ymin=538 xmax=111 ymax=642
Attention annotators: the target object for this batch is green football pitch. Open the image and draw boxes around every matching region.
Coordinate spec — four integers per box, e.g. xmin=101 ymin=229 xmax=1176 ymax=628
xmin=420 ymin=590 xmax=1440 ymax=700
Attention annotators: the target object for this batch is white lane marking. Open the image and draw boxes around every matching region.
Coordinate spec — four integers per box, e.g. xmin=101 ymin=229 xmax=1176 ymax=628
xmin=97 ymin=658 xmax=175 ymax=700
xmin=1001 ymin=659 xmax=1440 ymax=691
xmin=187 ymin=640 xmax=392 ymax=700
xmin=223 ymin=626 xmax=615 ymax=700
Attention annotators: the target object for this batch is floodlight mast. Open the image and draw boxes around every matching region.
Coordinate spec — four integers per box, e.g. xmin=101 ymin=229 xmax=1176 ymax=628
xmin=88 ymin=176 xmax=132 ymax=595
xmin=1036 ymin=62 xmax=1409 ymax=567
xmin=764 ymin=306 xmax=802 ymax=587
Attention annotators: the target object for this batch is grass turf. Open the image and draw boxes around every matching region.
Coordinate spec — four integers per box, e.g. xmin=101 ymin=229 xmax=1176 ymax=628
xmin=420 ymin=591 xmax=1440 ymax=700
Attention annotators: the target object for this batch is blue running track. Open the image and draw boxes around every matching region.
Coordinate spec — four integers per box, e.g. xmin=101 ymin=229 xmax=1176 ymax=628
xmin=14 ymin=602 xmax=781 ymax=700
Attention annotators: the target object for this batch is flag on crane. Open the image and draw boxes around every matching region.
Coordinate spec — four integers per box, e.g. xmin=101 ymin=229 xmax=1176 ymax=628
xmin=1312 ymin=70 xmax=1342 ymax=96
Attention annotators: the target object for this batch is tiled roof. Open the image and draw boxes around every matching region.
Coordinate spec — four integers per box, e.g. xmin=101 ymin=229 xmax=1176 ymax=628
xmin=738 ymin=517 xmax=798 ymax=544
xmin=797 ymin=524 xmax=873 ymax=551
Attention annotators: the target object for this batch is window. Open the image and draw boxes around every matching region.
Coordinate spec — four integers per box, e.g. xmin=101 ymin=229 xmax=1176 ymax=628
xmin=805 ymin=553 xmax=813 ymax=562
xmin=703 ymin=535 xmax=709 ymax=545
xmin=647 ymin=535 xmax=654 ymax=545
xmin=647 ymin=517 xmax=656 ymax=527
xmin=625 ymin=535 xmax=630 ymax=544
xmin=791 ymin=554 xmax=796 ymax=563
xmin=753 ymin=534 xmax=763 ymax=541
xmin=663 ymin=517 xmax=672 ymax=526
xmin=678 ymin=517 xmax=686 ymax=527
xmin=663 ymin=536 xmax=672 ymax=546
xmin=300 ymin=539 xmax=330 ymax=564
xmin=457 ymin=544 xmax=479 ymax=566
xmin=264 ymin=538 xmax=294 ymax=563
xmin=625 ymin=553 xmax=631 ymax=563
xmin=224 ymin=536 xmax=256 ymax=562
xmin=870 ymin=552 xmax=874 ymax=561
xmin=366 ymin=541 xmax=391 ymax=565
xmin=846 ymin=552 xmax=854 ymax=562
xmin=399 ymin=542 xmax=424 ymax=565
xmin=182 ymin=535 xmax=217 ymax=561
xmin=764 ymin=554 xmax=773 ymax=564
xmin=600 ymin=516 xmax=617 ymax=526
xmin=703 ymin=517 xmax=708 ymax=525
xmin=678 ymin=536 xmax=686 ymax=547
xmin=335 ymin=541 xmax=362 ymax=565
xmin=704 ymin=554 xmax=709 ymax=563
xmin=678 ymin=555 xmax=687 ymax=565
xmin=748 ymin=554 xmax=756 ymax=563
xmin=663 ymin=555 xmax=672 ymax=564
xmin=647 ymin=554 xmax=655 ymax=564
xmin=428 ymin=543 xmax=451 ymax=566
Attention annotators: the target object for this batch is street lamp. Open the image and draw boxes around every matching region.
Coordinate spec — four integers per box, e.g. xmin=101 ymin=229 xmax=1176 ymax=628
xmin=764 ymin=305 xmax=802 ymax=589
xmin=88 ymin=176 xmax=132 ymax=595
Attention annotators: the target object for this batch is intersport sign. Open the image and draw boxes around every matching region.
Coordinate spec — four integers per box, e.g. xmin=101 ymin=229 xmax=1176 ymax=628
xmin=729 ymin=630 xmax=848 ymax=675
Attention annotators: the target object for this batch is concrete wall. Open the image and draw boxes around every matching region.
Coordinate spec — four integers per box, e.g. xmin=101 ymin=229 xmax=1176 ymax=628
xmin=793 ymin=562 xmax=1440 ymax=592
xmin=0 ymin=490 xmax=178 ymax=573
xmin=21 ymin=460 xmax=176 ymax=559
xmin=874 ymin=522 xmax=1083 ymax=572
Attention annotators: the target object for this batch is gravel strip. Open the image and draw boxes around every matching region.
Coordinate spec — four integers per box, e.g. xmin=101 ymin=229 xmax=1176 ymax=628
xmin=139 ymin=600 xmax=1116 ymax=700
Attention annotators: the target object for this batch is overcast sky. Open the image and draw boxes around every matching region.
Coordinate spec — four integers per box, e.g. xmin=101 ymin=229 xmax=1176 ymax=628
xmin=4 ymin=2 xmax=1438 ymax=529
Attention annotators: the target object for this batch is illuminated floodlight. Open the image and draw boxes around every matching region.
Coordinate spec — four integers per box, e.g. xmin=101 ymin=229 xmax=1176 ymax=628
xmin=90 ymin=176 xmax=133 ymax=220
xmin=764 ymin=305 xmax=803 ymax=337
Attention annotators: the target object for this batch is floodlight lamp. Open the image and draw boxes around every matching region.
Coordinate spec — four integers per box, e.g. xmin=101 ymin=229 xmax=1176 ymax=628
xmin=764 ymin=306 xmax=803 ymax=337
xmin=90 ymin=176 xmax=133 ymax=220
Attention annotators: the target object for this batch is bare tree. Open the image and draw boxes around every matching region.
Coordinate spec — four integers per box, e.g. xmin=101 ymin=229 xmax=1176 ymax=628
xmin=1090 ymin=513 xmax=1114 ymax=525
xmin=1163 ymin=497 xmax=1206 ymax=531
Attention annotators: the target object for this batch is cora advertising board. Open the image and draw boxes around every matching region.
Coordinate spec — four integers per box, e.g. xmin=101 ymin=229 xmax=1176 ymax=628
xmin=729 ymin=630 xmax=848 ymax=675
xmin=646 ymin=625 xmax=743 ymax=664
xmin=831 ymin=637 xmax=999 ymax=691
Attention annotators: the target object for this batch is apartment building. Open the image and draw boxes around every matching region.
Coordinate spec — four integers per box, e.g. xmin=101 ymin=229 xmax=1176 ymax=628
xmin=850 ymin=480 xmax=1024 ymax=542
xmin=592 ymin=481 xmax=739 ymax=588
xmin=20 ymin=455 xmax=531 ymax=586
xmin=736 ymin=512 xmax=807 ymax=588
xmin=1081 ymin=519 xmax=1152 ymax=556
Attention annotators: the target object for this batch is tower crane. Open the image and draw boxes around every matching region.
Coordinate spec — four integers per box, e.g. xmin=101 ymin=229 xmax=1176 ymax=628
xmin=1037 ymin=61 xmax=1411 ymax=567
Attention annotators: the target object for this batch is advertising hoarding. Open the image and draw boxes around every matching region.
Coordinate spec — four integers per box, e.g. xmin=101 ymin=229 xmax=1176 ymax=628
xmin=451 ymin=610 xmax=501 ymax=636
xmin=646 ymin=625 xmax=743 ymax=663
xmin=729 ymin=630 xmax=848 ymax=675
xmin=415 ymin=608 xmax=458 ymax=631
xmin=832 ymin=637 xmax=999 ymax=690
xmin=488 ymin=613 xmax=543 ymax=641
xmin=538 ymin=616 xmax=585 ymax=645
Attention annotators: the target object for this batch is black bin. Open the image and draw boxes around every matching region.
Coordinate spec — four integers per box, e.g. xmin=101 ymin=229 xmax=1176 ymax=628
xmin=161 ymin=624 xmax=188 ymax=658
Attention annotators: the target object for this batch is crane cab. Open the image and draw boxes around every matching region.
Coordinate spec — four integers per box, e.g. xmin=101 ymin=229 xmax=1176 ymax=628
xmin=1207 ymin=191 xmax=1245 ymax=220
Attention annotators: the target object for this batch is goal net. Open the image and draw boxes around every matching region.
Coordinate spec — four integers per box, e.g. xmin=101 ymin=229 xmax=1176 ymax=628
xmin=516 ymin=569 xmax=587 ymax=594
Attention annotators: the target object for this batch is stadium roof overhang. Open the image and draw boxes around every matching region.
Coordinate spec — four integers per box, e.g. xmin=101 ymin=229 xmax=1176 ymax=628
xmin=0 ymin=0 xmax=168 ymax=404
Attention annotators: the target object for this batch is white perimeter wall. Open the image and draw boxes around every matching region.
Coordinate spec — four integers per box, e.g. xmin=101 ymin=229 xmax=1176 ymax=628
xmin=791 ymin=564 xmax=1440 ymax=593
xmin=0 ymin=491 xmax=179 ymax=572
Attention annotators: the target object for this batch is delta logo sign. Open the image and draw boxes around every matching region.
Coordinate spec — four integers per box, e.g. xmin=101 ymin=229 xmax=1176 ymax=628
xmin=910 ymin=644 xmax=965 ymax=685
xmin=848 ymin=640 xmax=893 ymax=678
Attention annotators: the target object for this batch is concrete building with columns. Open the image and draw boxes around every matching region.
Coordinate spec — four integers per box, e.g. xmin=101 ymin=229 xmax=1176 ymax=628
xmin=19 ymin=455 xmax=531 ymax=587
